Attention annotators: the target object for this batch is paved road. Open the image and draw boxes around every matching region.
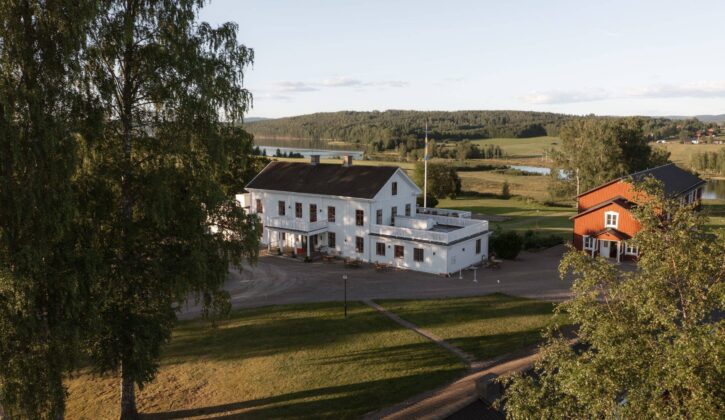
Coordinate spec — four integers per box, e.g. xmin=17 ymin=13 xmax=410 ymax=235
xmin=181 ymin=245 xmax=572 ymax=319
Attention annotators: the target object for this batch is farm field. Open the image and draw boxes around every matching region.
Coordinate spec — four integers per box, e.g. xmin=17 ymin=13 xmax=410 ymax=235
xmin=458 ymin=170 xmax=551 ymax=202
xmin=379 ymin=294 xmax=563 ymax=361
xmin=470 ymin=136 xmax=560 ymax=159
xmin=656 ymin=142 xmax=725 ymax=169
xmin=66 ymin=302 xmax=465 ymax=419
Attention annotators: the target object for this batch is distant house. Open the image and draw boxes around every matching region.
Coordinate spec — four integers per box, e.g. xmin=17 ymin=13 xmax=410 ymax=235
xmin=241 ymin=155 xmax=490 ymax=275
xmin=572 ymin=163 xmax=705 ymax=262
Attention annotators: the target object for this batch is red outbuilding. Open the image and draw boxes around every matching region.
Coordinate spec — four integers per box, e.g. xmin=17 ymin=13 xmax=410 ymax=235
xmin=572 ymin=163 xmax=705 ymax=261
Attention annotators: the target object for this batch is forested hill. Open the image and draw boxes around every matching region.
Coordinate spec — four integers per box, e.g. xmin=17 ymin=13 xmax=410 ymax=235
xmin=245 ymin=110 xmax=571 ymax=146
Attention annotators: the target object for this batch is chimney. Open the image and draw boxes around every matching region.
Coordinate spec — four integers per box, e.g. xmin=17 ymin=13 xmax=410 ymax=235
xmin=342 ymin=154 xmax=353 ymax=167
xmin=310 ymin=155 xmax=320 ymax=166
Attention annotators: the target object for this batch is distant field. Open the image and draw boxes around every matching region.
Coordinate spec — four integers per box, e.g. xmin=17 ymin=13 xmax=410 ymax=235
xmin=458 ymin=171 xmax=551 ymax=202
xmin=470 ymin=136 xmax=560 ymax=159
xmin=656 ymin=142 xmax=725 ymax=169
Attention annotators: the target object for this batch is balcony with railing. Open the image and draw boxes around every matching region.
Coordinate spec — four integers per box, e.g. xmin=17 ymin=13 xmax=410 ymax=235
xmin=266 ymin=216 xmax=329 ymax=233
xmin=370 ymin=214 xmax=488 ymax=245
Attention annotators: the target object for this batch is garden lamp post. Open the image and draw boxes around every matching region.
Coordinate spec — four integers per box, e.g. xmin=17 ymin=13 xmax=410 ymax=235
xmin=342 ymin=274 xmax=348 ymax=318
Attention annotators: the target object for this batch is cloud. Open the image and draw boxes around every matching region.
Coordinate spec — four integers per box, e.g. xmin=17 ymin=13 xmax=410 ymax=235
xmin=272 ymin=77 xmax=408 ymax=93
xmin=520 ymin=81 xmax=725 ymax=104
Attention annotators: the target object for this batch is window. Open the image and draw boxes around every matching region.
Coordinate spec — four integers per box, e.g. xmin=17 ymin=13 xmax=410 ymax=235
xmin=625 ymin=242 xmax=638 ymax=256
xmin=405 ymin=203 xmax=411 ymax=217
xmin=309 ymin=204 xmax=317 ymax=222
xmin=356 ymin=210 xmax=364 ymax=226
xmin=355 ymin=236 xmax=364 ymax=253
xmin=376 ymin=209 xmax=383 ymax=225
xmin=394 ymin=245 xmax=404 ymax=259
xmin=475 ymin=239 xmax=481 ymax=254
xmin=376 ymin=242 xmax=385 ymax=256
xmin=604 ymin=211 xmax=619 ymax=228
xmin=278 ymin=200 xmax=285 ymax=216
xmin=256 ymin=199 xmax=263 ymax=213
xmin=328 ymin=232 xmax=336 ymax=248
xmin=413 ymin=248 xmax=424 ymax=262
xmin=328 ymin=206 xmax=335 ymax=223
xmin=295 ymin=202 xmax=302 ymax=218
xmin=391 ymin=206 xmax=397 ymax=224
xmin=392 ymin=181 xmax=398 ymax=196
xmin=583 ymin=235 xmax=596 ymax=250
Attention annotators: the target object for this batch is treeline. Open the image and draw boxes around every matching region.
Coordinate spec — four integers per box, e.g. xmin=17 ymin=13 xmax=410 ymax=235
xmin=691 ymin=150 xmax=725 ymax=175
xmin=251 ymin=146 xmax=303 ymax=158
xmin=247 ymin=110 xmax=571 ymax=149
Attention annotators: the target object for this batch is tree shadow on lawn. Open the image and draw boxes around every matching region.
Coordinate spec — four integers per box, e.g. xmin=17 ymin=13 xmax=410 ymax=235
xmin=139 ymin=371 xmax=462 ymax=420
xmin=162 ymin=303 xmax=423 ymax=366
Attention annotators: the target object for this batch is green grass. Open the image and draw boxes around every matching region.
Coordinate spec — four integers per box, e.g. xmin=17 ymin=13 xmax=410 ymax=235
xmin=379 ymin=294 xmax=563 ymax=361
xmin=469 ymin=136 xmax=560 ymax=158
xmin=703 ymin=199 xmax=725 ymax=231
xmin=438 ymin=196 xmax=575 ymax=239
xmin=656 ymin=142 xmax=725 ymax=169
xmin=65 ymin=302 xmax=465 ymax=419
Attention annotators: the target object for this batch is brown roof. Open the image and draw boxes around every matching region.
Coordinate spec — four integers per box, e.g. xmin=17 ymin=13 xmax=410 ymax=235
xmin=245 ymin=161 xmax=401 ymax=199
xmin=577 ymin=163 xmax=705 ymax=198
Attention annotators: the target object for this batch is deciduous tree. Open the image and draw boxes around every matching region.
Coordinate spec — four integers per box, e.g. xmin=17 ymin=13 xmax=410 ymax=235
xmin=501 ymin=178 xmax=725 ymax=418
xmin=80 ymin=1 xmax=259 ymax=418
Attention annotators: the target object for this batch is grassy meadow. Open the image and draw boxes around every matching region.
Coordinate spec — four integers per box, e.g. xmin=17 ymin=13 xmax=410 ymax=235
xmin=656 ymin=142 xmax=725 ymax=169
xmin=380 ymin=294 xmax=564 ymax=361
xmin=65 ymin=295 xmax=560 ymax=419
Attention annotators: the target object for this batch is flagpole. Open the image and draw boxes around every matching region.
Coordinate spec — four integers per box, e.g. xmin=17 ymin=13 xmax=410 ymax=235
xmin=424 ymin=120 xmax=428 ymax=208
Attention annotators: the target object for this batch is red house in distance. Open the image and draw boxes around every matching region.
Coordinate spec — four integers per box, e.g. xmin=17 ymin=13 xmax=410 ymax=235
xmin=572 ymin=163 xmax=705 ymax=262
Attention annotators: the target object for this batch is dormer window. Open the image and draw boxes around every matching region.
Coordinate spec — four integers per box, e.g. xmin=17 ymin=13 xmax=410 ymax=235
xmin=604 ymin=211 xmax=619 ymax=228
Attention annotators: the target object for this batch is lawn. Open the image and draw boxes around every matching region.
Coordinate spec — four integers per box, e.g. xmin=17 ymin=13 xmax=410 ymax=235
xmin=703 ymin=199 xmax=725 ymax=230
xmin=379 ymin=294 xmax=563 ymax=361
xmin=438 ymin=196 xmax=575 ymax=239
xmin=65 ymin=302 xmax=465 ymax=419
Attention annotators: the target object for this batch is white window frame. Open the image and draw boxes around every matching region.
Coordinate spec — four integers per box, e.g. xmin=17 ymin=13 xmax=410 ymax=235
xmin=583 ymin=235 xmax=596 ymax=250
xmin=624 ymin=242 xmax=638 ymax=256
xmin=604 ymin=211 xmax=619 ymax=228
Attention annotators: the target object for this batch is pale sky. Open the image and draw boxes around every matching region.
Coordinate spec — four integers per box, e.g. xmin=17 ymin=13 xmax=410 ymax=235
xmin=199 ymin=0 xmax=725 ymax=119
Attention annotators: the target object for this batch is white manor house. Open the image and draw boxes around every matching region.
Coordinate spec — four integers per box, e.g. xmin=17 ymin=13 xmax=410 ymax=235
xmin=240 ymin=155 xmax=490 ymax=275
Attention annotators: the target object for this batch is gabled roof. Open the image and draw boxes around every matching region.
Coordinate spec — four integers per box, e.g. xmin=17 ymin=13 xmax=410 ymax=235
xmin=245 ymin=161 xmax=402 ymax=199
xmin=577 ymin=163 xmax=705 ymax=198
xmin=571 ymin=196 xmax=632 ymax=219
xmin=592 ymin=227 xmax=631 ymax=241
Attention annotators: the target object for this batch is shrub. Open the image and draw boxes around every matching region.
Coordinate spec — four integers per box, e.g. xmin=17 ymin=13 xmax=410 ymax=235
xmin=491 ymin=231 xmax=523 ymax=260
xmin=522 ymin=230 xmax=564 ymax=250
xmin=501 ymin=180 xmax=511 ymax=199
xmin=416 ymin=194 xmax=439 ymax=208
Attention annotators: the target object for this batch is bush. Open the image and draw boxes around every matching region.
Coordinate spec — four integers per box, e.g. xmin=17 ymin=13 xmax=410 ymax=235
xmin=501 ymin=180 xmax=511 ymax=199
xmin=522 ymin=230 xmax=564 ymax=251
xmin=491 ymin=231 xmax=523 ymax=260
xmin=416 ymin=194 xmax=439 ymax=208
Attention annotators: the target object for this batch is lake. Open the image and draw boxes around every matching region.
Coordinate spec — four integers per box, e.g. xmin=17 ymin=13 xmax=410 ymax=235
xmin=703 ymin=179 xmax=725 ymax=200
xmin=257 ymin=145 xmax=364 ymax=159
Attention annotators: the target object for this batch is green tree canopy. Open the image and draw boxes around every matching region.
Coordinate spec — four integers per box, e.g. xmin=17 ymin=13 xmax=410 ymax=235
xmin=413 ymin=162 xmax=461 ymax=199
xmin=502 ymin=178 xmax=725 ymax=418
xmin=549 ymin=118 xmax=670 ymax=198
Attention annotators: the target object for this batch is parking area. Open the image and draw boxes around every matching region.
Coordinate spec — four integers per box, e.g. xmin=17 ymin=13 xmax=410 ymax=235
xmin=181 ymin=245 xmax=573 ymax=319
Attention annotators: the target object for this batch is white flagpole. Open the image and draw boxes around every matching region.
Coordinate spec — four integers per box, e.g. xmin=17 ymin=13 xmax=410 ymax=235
xmin=424 ymin=120 xmax=428 ymax=208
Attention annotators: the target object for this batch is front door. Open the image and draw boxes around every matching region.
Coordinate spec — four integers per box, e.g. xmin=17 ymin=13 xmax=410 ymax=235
xmin=600 ymin=240 xmax=611 ymax=258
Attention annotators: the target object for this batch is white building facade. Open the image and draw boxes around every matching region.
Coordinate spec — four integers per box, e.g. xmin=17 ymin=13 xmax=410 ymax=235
xmin=242 ymin=156 xmax=490 ymax=275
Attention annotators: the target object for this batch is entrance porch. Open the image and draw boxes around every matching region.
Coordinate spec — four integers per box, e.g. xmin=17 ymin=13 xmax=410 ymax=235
xmin=267 ymin=229 xmax=332 ymax=259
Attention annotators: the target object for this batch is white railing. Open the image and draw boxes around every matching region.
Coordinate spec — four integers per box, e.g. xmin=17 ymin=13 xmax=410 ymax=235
xmin=370 ymin=219 xmax=488 ymax=244
xmin=417 ymin=207 xmax=472 ymax=219
xmin=266 ymin=216 xmax=328 ymax=232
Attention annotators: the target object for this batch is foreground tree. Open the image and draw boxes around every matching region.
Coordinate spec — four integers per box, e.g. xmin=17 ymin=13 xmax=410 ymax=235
xmin=549 ymin=118 xmax=670 ymax=198
xmin=80 ymin=1 xmax=259 ymax=418
xmin=501 ymin=179 xmax=725 ymax=418
xmin=0 ymin=1 xmax=97 ymax=417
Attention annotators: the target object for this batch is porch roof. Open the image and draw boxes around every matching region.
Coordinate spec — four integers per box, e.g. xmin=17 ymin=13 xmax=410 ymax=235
xmin=592 ymin=228 xmax=631 ymax=241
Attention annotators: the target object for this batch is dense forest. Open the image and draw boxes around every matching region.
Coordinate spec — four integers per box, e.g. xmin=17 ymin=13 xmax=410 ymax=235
xmin=246 ymin=110 xmax=710 ymax=153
